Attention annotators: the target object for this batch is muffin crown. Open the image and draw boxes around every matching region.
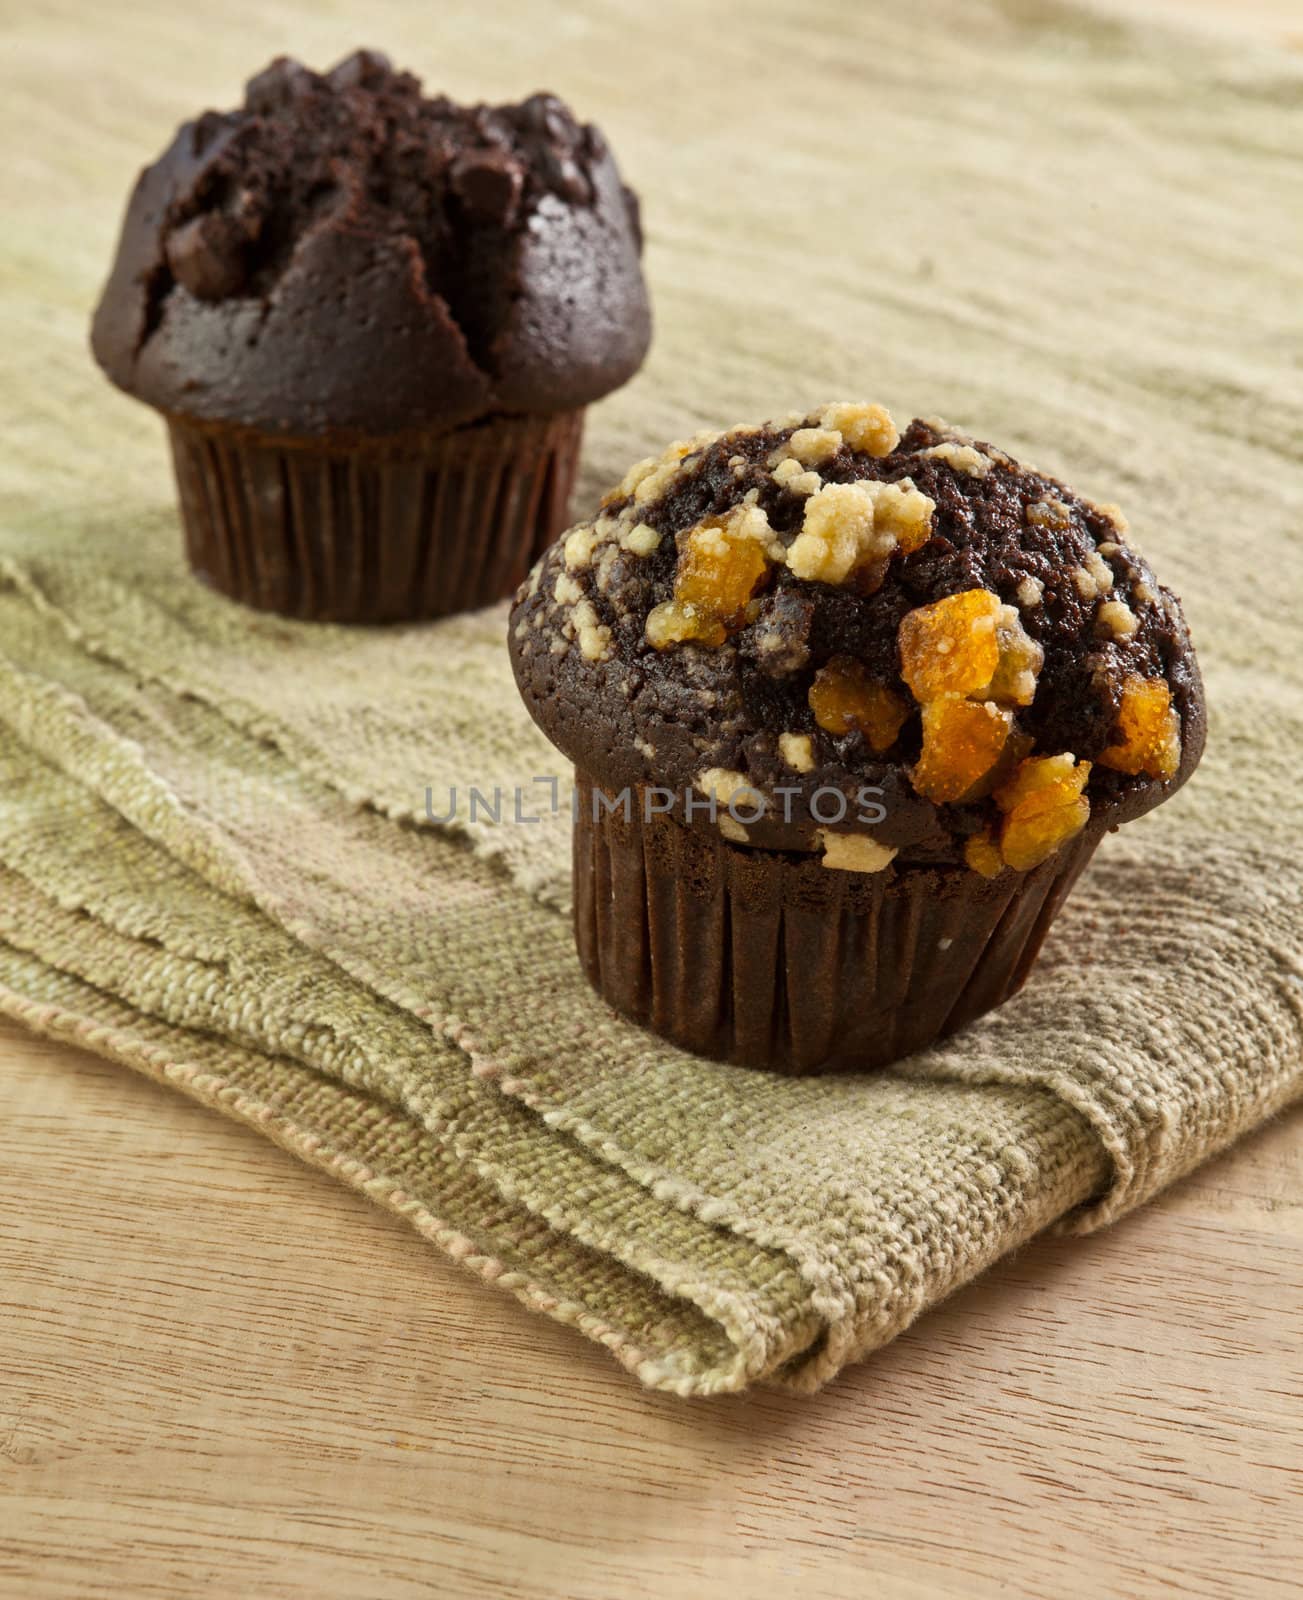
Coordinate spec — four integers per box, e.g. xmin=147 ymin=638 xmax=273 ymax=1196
xmin=510 ymin=407 xmax=1206 ymax=871
xmin=91 ymin=52 xmax=651 ymax=436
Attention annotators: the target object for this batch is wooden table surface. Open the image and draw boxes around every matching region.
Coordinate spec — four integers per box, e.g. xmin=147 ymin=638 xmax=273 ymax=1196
xmin=3 ymin=3 xmax=1301 ymax=1598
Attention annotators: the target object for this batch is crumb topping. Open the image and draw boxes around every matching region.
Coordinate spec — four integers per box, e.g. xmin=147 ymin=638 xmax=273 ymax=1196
xmin=818 ymin=402 xmax=899 ymax=457
xmin=922 ymin=441 xmax=991 ymax=477
xmin=1097 ymin=598 xmax=1139 ymax=639
xmin=1072 ymin=550 xmax=1115 ymax=601
xmin=696 ymin=766 xmax=766 ymax=840
xmin=771 ymin=457 xmax=822 ymax=497
xmin=817 ymin=831 xmax=898 ymax=873
xmin=781 ymin=427 xmax=843 ymax=468
xmin=572 ymin=599 xmax=613 ymax=660
xmin=1092 ymin=501 xmax=1130 ymax=537
xmin=777 ymin=731 xmax=815 ymax=772
xmin=786 ymin=478 xmax=934 ymax=586
xmin=623 ymin=521 xmax=662 ymax=556
xmin=564 ymin=517 xmax=610 ymax=569
xmin=511 ymin=406 xmax=1199 ymax=874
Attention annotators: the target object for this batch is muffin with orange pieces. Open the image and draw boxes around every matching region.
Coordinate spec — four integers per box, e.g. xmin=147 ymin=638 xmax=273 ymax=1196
xmin=509 ymin=405 xmax=1205 ymax=1073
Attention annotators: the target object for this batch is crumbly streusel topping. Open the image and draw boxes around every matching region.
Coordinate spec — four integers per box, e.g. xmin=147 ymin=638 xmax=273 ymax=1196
xmin=512 ymin=406 xmax=1201 ymax=872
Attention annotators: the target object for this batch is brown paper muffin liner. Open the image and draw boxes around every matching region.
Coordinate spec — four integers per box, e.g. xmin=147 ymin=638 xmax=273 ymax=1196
xmin=165 ymin=408 xmax=585 ymax=623
xmin=573 ymin=773 xmax=1102 ymax=1075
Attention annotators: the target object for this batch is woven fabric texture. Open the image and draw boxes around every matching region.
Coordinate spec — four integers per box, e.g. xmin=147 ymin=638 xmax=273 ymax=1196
xmin=0 ymin=0 xmax=1300 ymax=1392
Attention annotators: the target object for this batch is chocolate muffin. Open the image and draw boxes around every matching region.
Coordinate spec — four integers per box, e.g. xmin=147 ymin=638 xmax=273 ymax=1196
xmin=509 ymin=406 xmax=1206 ymax=1074
xmin=91 ymin=51 xmax=651 ymax=622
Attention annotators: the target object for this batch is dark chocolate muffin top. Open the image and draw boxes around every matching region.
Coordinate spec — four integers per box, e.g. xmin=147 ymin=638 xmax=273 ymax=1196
xmin=91 ymin=51 xmax=651 ymax=437
xmin=510 ymin=406 xmax=1206 ymax=874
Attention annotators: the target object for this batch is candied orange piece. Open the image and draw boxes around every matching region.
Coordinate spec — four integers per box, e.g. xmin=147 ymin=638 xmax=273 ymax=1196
xmin=1098 ymin=676 xmax=1181 ymax=780
xmin=1000 ymin=788 xmax=1090 ymax=871
xmin=964 ymin=827 xmax=1005 ymax=879
xmin=675 ymin=523 xmax=769 ymax=635
xmin=985 ymin=608 xmax=1043 ymax=707
xmin=910 ymin=698 xmax=1014 ymax=803
xmin=994 ymin=754 xmax=1091 ymax=871
xmin=645 ymin=510 xmax=772 ymax=649
xmin=808 ymin=656 xmax=910 ymax=753
xmin=994 ymin=752 xmax=1090 ymax=813
xmin=898 ymin=589 xmax=1002 ymax=702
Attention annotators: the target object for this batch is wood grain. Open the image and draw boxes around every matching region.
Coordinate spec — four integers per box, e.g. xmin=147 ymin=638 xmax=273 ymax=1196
xmin=2 ymin=1 xmax=1301 ymax=1596
xmin=2 ymin=1016 xmax=1300 ymax=1600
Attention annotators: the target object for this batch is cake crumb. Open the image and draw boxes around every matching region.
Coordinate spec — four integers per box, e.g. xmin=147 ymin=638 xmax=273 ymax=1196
xmin=1072 ymin=551 xmax=1115 ymax=601
xmin=696 ymin=766 xmax=766 ymax=834
xmin=564 ymin=517 xmax=616 ymax=570
xmin=1098 ymin=598 xmax=1139 ymax=639
xmin=819 ymin=402 xmax=899 ymax=458
xmin=786 ymin=479 xmax=934 ymax=585
xmin=817 ymin=830 xmax=898 ymax=874
xmin=1093 ymin=500 xmax=1130 ymax=536
xmin=772 ymin=457 xmax=822 ymax=496
xmin=1086 ymin=550 xmax=1114 ymax=592
xmin=622 ymin=521 xmax=662 ymax=556
xmin=785 ymin=427 xmax=843 ymax=467
xmin=778 ymin=732 xmax=815 ymax=772
xmin=922 ymin=441 xmax=991 ymax=477
xmin=572 ymin=599 xmax=613 ymax=661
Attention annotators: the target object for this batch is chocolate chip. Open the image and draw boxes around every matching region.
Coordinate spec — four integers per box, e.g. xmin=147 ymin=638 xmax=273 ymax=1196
xmin=542 ymin=150 xmax=591 ymax=205
xmin=328 ymin=49 xmax=393 ymax=91
xmin=191 ymin=111 xmax=231 ymax=159
xmin=470 ymin=106 xmax=512 ymax=149
xmin=165 ymin=213 xmax=247 ymax=300
xmin=244 ymin=56 xmax=313 ymax=113
xmin=520 ymin=92 xmax=575 ymax=146
xmin=450 ymin=150 xmax=523 ymax=223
